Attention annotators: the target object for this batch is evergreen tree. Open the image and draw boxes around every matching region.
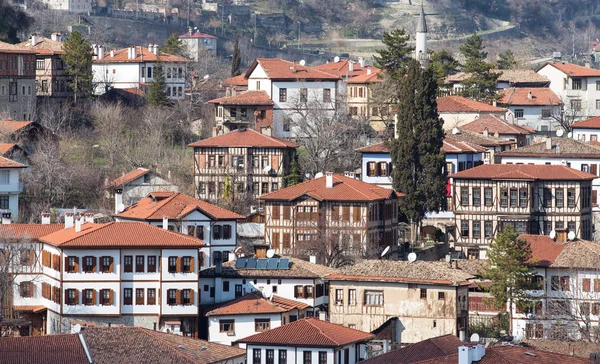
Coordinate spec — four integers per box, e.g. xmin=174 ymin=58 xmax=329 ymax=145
xmin=285 ymin=155 xmax=302 ymax=187
xmin=373 ymin=28 xmax=414 ymax=80
xmin=428 ymin=49 xmax=460 ymax=85
xmin=60 ymin=31 xmax=94 ymax=103
xmin=161 ymin=34 xmax=186 ymax=58
xmin=231 ymin=34 xmax=242 ymax=77
xmin=145 ymin=65 xmax=169 ymax=107
xmin=497 ymin=49 xmax=517 ymax=70
xmin=480 ymin=226 xmax=539 ymax=334
xmin=459 ymin=34 xmax=499 ymax=101
xmin=388 ymin=59 xmax=446 ymax=242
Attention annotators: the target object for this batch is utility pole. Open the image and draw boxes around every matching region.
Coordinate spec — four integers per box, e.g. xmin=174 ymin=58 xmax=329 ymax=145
xmin=187 ymin=0 xmax=190 ymax=28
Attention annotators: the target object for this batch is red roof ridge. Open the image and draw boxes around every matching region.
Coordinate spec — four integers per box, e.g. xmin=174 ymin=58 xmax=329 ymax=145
xmin=135 ymin=327 xmax=196 ymax=363
xmin=336 ymin=175 xmax=376 ymax=200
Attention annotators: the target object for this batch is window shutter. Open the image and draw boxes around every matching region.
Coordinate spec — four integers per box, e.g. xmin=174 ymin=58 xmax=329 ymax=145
xmin=271 ymin=155 xmax=279 ymax=170
xmin=28 ymin=281 xmax=34 ymax=297
xmin=74 ymin=257 xmax=79 ymax=272
xmin=92 ymin=289 xmax=97 ymax=305
xmin=190 ymin=257 xmax=195 ymax=272
xmin=0 ymin=249 xmax=7 ymax=265
xmin=353 ymin=206 xmax=361 ymax=222
xmin=199 ymin=252 xmax=204 ymax=267
xmin=92 ymin=257 xmax=97 ymax=272
xmin=302 ymin=286 xmax=307 ymax=298
xmin=388 ymin=162 xmax=393 ymax=174
xmin=198 ymin=154 xmax=206 ymax=169
xmin=176 ymin=290 xmax=182 ymax=305
xmin=109 ymin=289 xmax=114 ymax=305
xmin=272 ymin=205 xmax=280 ymax=220
xmin=29 ymin=249 xmax=35 ymax=265
xmin=176 ymin=257 xmax=182 ymax=272
xmin=189 ymin=290 xmax=195 ymax=305
xmin=332 ymin=205 xmax=339 ymax=219
xmin=74 ymin=289 xmax=79 ymax=305
xmin=109 ymin=257 xmax=114 ymax=273
xmin=294 ymin=285 xmax=301 ymax=298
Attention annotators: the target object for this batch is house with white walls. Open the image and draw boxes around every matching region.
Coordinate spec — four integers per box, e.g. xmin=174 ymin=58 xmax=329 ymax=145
xmin=105 ymin=168 xmax=178 ymax=207
xmin=499 ymin=88 xmax=562 ymax=133
xmin=437 ymin=96 xmax=508 ymax=131
xmin=2 ymin=217 xmax=204 ymax=337
xmin=0 ymin=155 xmax=27 ymax=221
xmin=91 ymin=45 xmax=187 ymax=99
xmin=443 ymin=69 xmax=550 ymax=94
xmin=570 ymin=115 xmax=600 ymax=142
xmin=236 ymin=317 xmax=374 ymax=364
xmin=179 ymin=29 xmax=217 ymax=59
xmin=114 ymin=191 xmax=243 ymax=270
xmin=206 ymin=293 xmax=310 ymax=346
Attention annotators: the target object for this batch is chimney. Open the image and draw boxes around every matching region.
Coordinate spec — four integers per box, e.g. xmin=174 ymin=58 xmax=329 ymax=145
xmin=41 ymin=212 xmax=51 ymax=225
xmin=129 ymin=46 xmax=137 ymax=59
xmin=153 ymin=44 xmax=159 ymax=55
xmin=367 ymin=68 xmax=372 ymax=75
xmin=546 ymin=138 xmax=552 ymax=150
xmin=92 ymin=44 xmax=98 ymax=56
xmin=51 ymin=32 xmax=62 ymax=42
xmin=162 ymin=216 xmax=169 ymax=230
xmin=483 ymin=128 xmax=489 ymax=137
xmin=528 ymin=91 xmax=533 ymax=99
xmin=349 ymin=61 xmax=354 ymax=72
xmin=84 ymin=213 xmax=94 ymax=223
xmin=586 ymin=62 xmax=591 ymax=69
xmin=65 ymin=212 xmax=74 ymax=229
xmin=261 ymin=126 xmax=272 ymax=137
xmin=188 ymin=27 xmax=193 ymax=36
xmin=1 ymin=212 xmax=11 ymax=225
xmin=492 ymin=100 xmax=497 ymax=107
xmin=309 ymin=255 xmax=316 ymax=264
xmin=149 ymin=43 xmax=153 ymax=53
xmin=325 ymin=171 xmax=334 ymax=188
xmin=359 ymin=58 xmax=365 ymax=68
xmin=31 ymin=33 xmax=39 ymax=46
xmin=97 ymin=45 xmax=105 ymax=60
xmin=114 ymin=188 xmax=123 ymax=214
xmin=110 ymin=49 xmax=115 ymax=57
xmin=75 ymin=216 xmax=82 ymax=233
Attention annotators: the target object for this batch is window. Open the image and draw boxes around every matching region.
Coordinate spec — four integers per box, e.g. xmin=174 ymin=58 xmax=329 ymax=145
xmin=213 ymin=225 xmax=222 ymax=240
xmin=135 ymin=256 xmax=144 ymax=272
xmin=279 ymin=350 xmax=287 ymax=364
xmin=300 ymin=88 xmax=308 ymax=103
xmin=136 ymin=288 xmax=144 ymax=305
xmin=568 ymin=221 xmax=576 ymax=233
xmin=220 ymin=319 xmax=235 ymax=334
xmin=484 ymin=188 xmax=493 ymax=206
xmin=544 ymin=188 xmax=553 ymax=208
xmin=514 ymin=109 xmax=524 ymax=118
xmin=234 ymin=284 xmax=242 ymax=297
xmin=566 ymin=188 xmax=575 ymax=208
xmin=256 ymin=81 xmax=260 ymax=90
xmin=519 ymin=188 xmax=528 ymax=208
xmin=101 ymin=289 xmax=111 ymax=306
xmin=541 ymin=109 xmax=552 ymax=118
xmin=182 ymin=256 xmax=192 ymax=272
xmin=182 ymin=289 xmax=192 ymax=305
xmin=124 ymin=288 xmax=132 ymax=305
xmin=283 ymin=118 xmax=291 ymax=132
xmin=319 ymin=352 xmax=327 ymax=364
xmin=323 ymin=88 xmax=331 ymax=103
xmin=223 ymin=225 xmax=232 ymax=240
xmin=36 ymin=59 xmax=45 ymax=70
xmin=279 ymin=88 xmax=287 ymax=102
xmin=303 ymin=351 xmax=312 ymax=364
xmin=19 ymin=281 xmax=33 ymax=298
xmin=484 ymin=221 xmax=493 ymax=238
xmin=472 ymin=188 xmax=481 ymax=206
xmin=101 ymin=256 xmax=112 ymax=273
xmin=555 ymin=189 xmax=564 ymax=208
xmin=67 ymin=256 xmax=78 ymax=273
xmin=583 ymin=278 xmax=591 ymax=292
xmin=596 ymin=100 xmax=600 ymax=110
xmin=572 ymin=78 xmax=582 ymax=90
xmin=0 ymin=171 xmax=10 ymax=185
xmin=438 ymin=292 xmax=446 ymax=300
xmin=571 ymin=99 xmax=582 ymax=110
xmin=500 ymin=188 xmax=508 ymax=207
xmin=266 ymin=349 xmax=275 ymax=364
xmin=66 ymin=289 xmax=77 ymax=305
xmin=510 ymin=189 xmax=518 ymax=207
xmin=461 ymin=220 xmax=469 ymax=238
xmin=252 ymin=349 xmax=261 ymax=364
xmin=461 ymin=188 xmax=469 ymax=206
xmin=147 ymin=256 xmax=156 ymax=273
xmin=560 ymin=276 xmax=570 ymax=291
xmin=365 ymin=290 xmax=383 ymax=306
xmin=348 ymin=289 xmax=357 ymax=305
xmin=83 ymin=256 xmax=95 ymax=273
xmin=305 ymin=285 xmax=314 ymax=298
xmin=255 ymin=318 xmax=270 ymax=332
xmin=335 ymin=289 xmax=343 ymax=305
xmin=473 ymin=221 xmax=481 ymax=238
xmin=420 ymin=288 xmax=427 ymax=300
xmin=167 ymin=289 xmax=177 ymax=305
xmin=168 ymin=256 xmax=177 ymax=272
xmin=147 ymin=288 xmax=156 ymax=305
xmin=124 ymin=255 xmax=133 ymax=273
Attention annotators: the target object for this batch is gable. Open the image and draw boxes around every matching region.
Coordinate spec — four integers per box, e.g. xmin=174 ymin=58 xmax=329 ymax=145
xmin=249 ymin=63 xmax=268 ymax=79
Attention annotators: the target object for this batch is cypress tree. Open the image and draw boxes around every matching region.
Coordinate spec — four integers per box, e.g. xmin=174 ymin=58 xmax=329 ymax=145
xmin=459 ymin=34 xmax=499 ymax=101
xmin=145 ymin=64 xmax=169 ymax=107
xmin=388 ymin=59 xmax=446 ymax=242
xmin=285 ymin=156 xmax=302 ymax=187
xmin=60 ymin=30 xmax=94 ymax=103
xmin=231 ymin=34 xmax=241 ymax=77
xmin=373 ymin=28 xmax=413 ymax=80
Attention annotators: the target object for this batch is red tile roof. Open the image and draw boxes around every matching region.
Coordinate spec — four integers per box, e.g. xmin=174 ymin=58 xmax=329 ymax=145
xmin=361 ymin=334 xmax=463 ymax=364
xmin=189 ymin=128 xmax=298 ymax=148
xmin=206 ymin=293 xmax=309 ymax=316
xmin=345 ymin=71 xmax=383 ymax=84
xmin=117 ymin=191 xmax=243 ymax=220
xmin=518 ymin=234 xmax=565 ymax=267
xmin=223 ymin=74 xmax=249 ymax=87
xmin=179 ymin=31 xmax=217 ymax=39
xmin=259 ymin=173 xmax=396 ymax=202
xmin=105 ymin=168 xmax=151 ymax=188
xmin=246 ymin=58 xmax=339 ymax=81
xmin=40 ymin=222 xmax=205 ymax=248
xmin=451 ymin=164 xmax=596 ymax=181
xmin=208 ymin=90 xmax=274 ymax=105
xmin=16 ymin=36 xmax=65 ymax=55
xmin=437 ymin=96 xmax=507 ymax=113
xmin=0 ymin=334 xmax=88 ymax=364
xmin=499 ymin=87 xmax=561 ymax=106
xmin=0 ymin=120 xmax=34 ymax=135
xmin=0 ymin=224 xmax=64 ymax=239
xmin=519 ymin=234 xmax=600 ymax=269
xmin=498 ymin=137 xmax=600 ymax=159
xmin=0 ymin=143 xmax=19 ymax=155
xmin=571 ymin=116 xmax=600 ymax=129
xmin=443 ymin=135 xmax=488 ymax=153
xmin=461 ymin=115 xmax=534 ymax=135
xmin=356 ymin=142 xmax=389 ymax=153
xmin=0 ymin=155 xmax=26 ymax=168
xmin=94 ymin=46 xmax=187 ymax=64
xmin=313 ymin=59 xmax=381 ymax=79
xmin=543 ymin=61 xmax=600 ymax=77
xmin=237 ymin=317 xmax=374 ymax=347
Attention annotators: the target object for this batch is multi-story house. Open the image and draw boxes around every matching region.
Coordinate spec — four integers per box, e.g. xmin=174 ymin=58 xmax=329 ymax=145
xmin=105 ymin=167 xmax=178 ymax=207
xmin=38 ymin=0 xmax=92 ymax=13
xmin=4 ymin=219 xmax=204 ymax=336
xmin=326 ymin=260 xmax=472 ymax=345
xmin=179 ymin=29 xmax=217 ymax=59
xmin=437 ymin=96 xmax=507 ymax=131
xmin=313 ymin=58 xmax=380 ymax=81
xmin=92 ymin=45 xmax=187 ymax=100
xmin=115 ymin=191 xmax=243 ymax=270
xmin=15 ymin=33 xmax=72 ymax=101
xmin=570 ymin=115 xmax=600 ymax=142
xmin=259 ymin=173 xmax=399 ymax=259
xmin=209 ymin=90 xmax=274 ymax=135
xmin=346 ymin=70 xmax=395 ymax=133
xmin=189 ymin=127 xmax=298 ymax=201
xmin=450 ymin=128 xmax=516 ymax=163
xmin=451 ymin=164 xmax=595 ymax=259
xmin=442 ymin=69 xmax=550 ymax=95
xmin=460 ymin=114 xmax=535 ymax=147
xmin=0 ymin=47 xmax=37 ymax=121
xmin=237 ymin=318 xmax=374 ymax=364
xmin=499 ymin=88 xmax=562 ymax=133
xmin=0 ymin=155 xmax=26 ymax=221
xmin=537 ymin=62 xmax=600 ymax=120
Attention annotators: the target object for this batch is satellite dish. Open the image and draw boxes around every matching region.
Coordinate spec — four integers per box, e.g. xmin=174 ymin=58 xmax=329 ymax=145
xmin=233 ymin=246 xmax=243 ymax=256
xmin=407 ymin=252 xmax=417 ymax=263
xmin=266 ymin=249 xmax=275 ymax=258
xmin=381 ymin=246 xmax=390 ymax=257
xmin=568 ymin=231 xmax=576 ymax=240
xmin=568 ymin=132 xmax=573 ymax=138
xmin=299 ymin=59 xmax=306 ymax=66
xmin=470 ymin=333 xmax=480 ymax=343
xmin=549 ymin=230 xmax=556 ymax=240
xmin=561 ymin=160 xmax=567 ymax=165
xmin=203 ymin=74 xmax=209 ymax=80
xmin=315 ymin=172 xmax=324 ymax=178
xmin=117 ymin=203 xmax=125 ymax=213
xmin=556 ymin=129 xmax=564 ymax=137
xmin=334 ymin=56 xmax=340 ymax=63
xmin=72 ymin=324 xmax=82 ymax=334
xmin=452 ymin=127 xmax=460 ymax=135
xmin=262 ymin=285 xmax=273 ymax=299
xmin=263 ymin=165 xmax=272 ymax=173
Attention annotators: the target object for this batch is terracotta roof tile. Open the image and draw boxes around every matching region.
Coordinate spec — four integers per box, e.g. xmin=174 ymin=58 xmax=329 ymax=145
xmin=0 ymin=334 xmax=88 ymax=364
xmin=189 ymin=128 xmax=298 ymax=148
xmin=452 ymin=130 xmax=516 ymax=147
xmin=571 ymin=116 xmax=600 ymax=129
xmin=237 ymin=317 xmax=374 ymax=347
xmin=105 ymin=168 xmax=150 ymax=188
xmin=413 ymin=345 xmax=593 ymax=363
xmin=40 ymin=222 xmax=205 ymax=248
xmin=498 ymin=137 xmax=600 ymax=158
xmin=246 ymin=58 xmax=340 ymax=81
xmin=0 ymin=143 xmax=19 ymax=155
xmin=208 ymin=90 xmax=274 ymax=105
xmin=518 ymin=234 xmax=565 ymax=267
xmin=450 ymin=164 xmax=596 ymax=181
xmin=461 ymin=114 xmax=534 ymax=135
xmin=0 ymin=120 xmax=34 ymax=135
xmin=499 ymin=87 xmax=561 ymax=106
xmin=179 ymin=31 xmax=217 ymax=39
xmin=259 ymin=173 xmax=396 ymax=202
xmin=117 ymin=191 xmax=243 ymax=220
xmin=543 ymin=61 xmax=600 ymax=77
xmin=223 ymin=74 xmax=248 ymax=87
xmin=94 ymin=46 xmax=187 ymax=64
xmin=437 ymin=96 xmax=507 ymax=113
xmin=0 ymin=224 xmax=64 ymax=239
xmin=206 ymin=293 xmax=309 ymax=316
xmin=356 ymin=142 xmax=389 ymax=153
xmin=202 ymin=257 xmax=339 ymax=279
xmin=551 ymin=239 xmax=600 ymax=269
xmin=524 ymin=339 xmax=600 ymax=359
xmin=313 ymin=59 xmax=380 ymax=79
xmin=0 ymin=155 xmax=26 ymax=168
xmin=16 ymin=36 xmax=65 ymax=55
xmin=445 ymin=70 xmax=549 ymax=85
xmin=344 ymin=70 xmax=383 ymax=84
xmin=443 ymin=135 xmax=488 ymax=153
xmin=362 ymin=334 xmax=463 ymax=364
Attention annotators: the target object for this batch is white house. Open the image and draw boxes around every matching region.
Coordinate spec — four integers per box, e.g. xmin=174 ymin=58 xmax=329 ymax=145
xmin=114 ymin=191 xmax=244 ymax=270
xmin=179 ymin=29 xmax=217 ymax=59
xmin=437 ymin=95 xmax=508 ymax=131
xmin=236 ymin=317 xmax=374 ymax=364
xmin=206 ymin=293 xmax=309 ymax=346
xmin=499 ymin=87 xmax=562 ymax=133
xmin=92 ymin=45 xmax=187 ymax=99
xmin=537 ymin=62 xmax=600 ymax=120
xmin=105 ymin=167 xmax=178 ymax=207
xmin=571 ymin=115 xmax=600 ymax=142
xmin=0 ymin=156 xmax=26 ymax=221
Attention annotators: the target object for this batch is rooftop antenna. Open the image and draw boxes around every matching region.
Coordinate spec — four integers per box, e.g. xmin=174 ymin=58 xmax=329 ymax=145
xmin=381 ymin=246 xmax=390 ymax=258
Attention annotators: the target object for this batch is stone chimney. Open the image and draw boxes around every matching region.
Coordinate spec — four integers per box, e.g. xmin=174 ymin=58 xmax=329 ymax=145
xmin=97 ymin=45 xmax=105 ymax=60
xmin=162 ymin=216 xmax=169 ymax=230
xmin=114 ymin=188 xmax=123 ymax=214
xmin=1 ymin=212 xmax=11 ymax=225
xmin=31 ymin=33 xmax=39 ymax=46
xmin=41 ymin=212 xmax=51 ymax=225
xmin=65 ymin=212 xmax=74 ymax=229
xmin=325 ymin=171 xmax=334 ymax=188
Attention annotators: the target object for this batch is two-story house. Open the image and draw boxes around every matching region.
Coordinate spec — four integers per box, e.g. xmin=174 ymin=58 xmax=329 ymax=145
xmin=209 ymin=90 xmax=274 ymax=135
xmin=570 ymin=115 xmax=600 ymax=142
xmin=0 ymin=46 xmax=37 ymax=121
xmin=0 ymin=155 xmax=27 ymax=221
xmin=105 ymin=167 xmax=178 ymax=208
xmin=92 ymin=45 xmax=187 ymax=99
xmin=499 ymin=88 xmax=562 ymax=133
xmin=259 ymin=172 xmax=399 ymax=259
xmin=179 ymin=28 xmax=217 ymax=59
xmin=115 ymin=191 xmax=243 ymax=270
xmin=345 ymin=70 xmax=394 ymax=133
xmin=326 ymin=260 xmax=472 ymax=345
xmin=451 ymin=164 xmax=595 ymax=259
xmin=460 ymin=114 xmax=535 ymax=147
xmin=437 ymin=96 xmax=507 ymax=131
xmin=189 ymin=127 xmax=298 ymax=202
xmin=442 ymin=69 xmax=550 ymax=95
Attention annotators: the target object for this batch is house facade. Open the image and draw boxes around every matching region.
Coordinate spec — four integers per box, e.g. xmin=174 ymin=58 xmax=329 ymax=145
xmin=499 ymin=87 xmax=562 ymax=133
xmin=437 ymin=96 xmax=507 ymax=131
xmin=209 ymin=90 xmax=274 ymax=135
xmin=460 ymin=114 xmax=535 ymax=147
xmin=571 ymin=115 xmax=600 ymax=142
xmin=179 ymin=29 xmax=217 ymax=59
xmin=0 ymin=48 xmax=37 ymax=121
xmin=39 ymin=0 xmax=92 ymax=12
xmin=0 ymin=155 xmax=27 ymax=220
xmin=105 ymin=167 xmax=178 ymax=208
xmin=451 ymin=164 xmax=595 ymax=259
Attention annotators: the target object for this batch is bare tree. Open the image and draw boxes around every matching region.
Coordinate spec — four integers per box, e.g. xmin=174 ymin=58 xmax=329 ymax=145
xmin=549 ymin=96 xmax=586 ymax=132
xmin=91 ymin=101 xmax=128 ymax=167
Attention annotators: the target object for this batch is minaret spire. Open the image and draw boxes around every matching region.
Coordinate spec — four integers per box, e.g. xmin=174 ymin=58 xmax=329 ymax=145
xmin=415 ymin=1 xmax=428 ymax=68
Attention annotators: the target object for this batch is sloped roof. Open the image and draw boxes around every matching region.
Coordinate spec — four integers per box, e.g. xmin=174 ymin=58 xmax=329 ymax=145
xmin=0 ymin=224 xmax=64 ymax=240
xmin=345 ymin=71 xmax=383 ymax=84
xmin=189 ymin=128 xmax=298 ymax=148
xmin=206 ymin=293 xmax=310 ymax=316
xmin=499 ymin=87 xmax=561 ymax=106
xmin=417 ymin=5 xmax=427 ymax=32
xmin=461 ymin=115 xmax=534 ymax=135
xmin=237 ymin=317 xmax=374 ymax=347
xmin=314 ymin=59 xmax=381 ymax=79
xmin=445 ymin=70 xmax=550 ymax=85
xmin=0 ymin=143 xmax=21 ymax=155
xmin=179 ymin=31 xmax=217 ymax=39
xmin=0 ymin=155 xmax=26 ymax=168
xmin=356 ymin=142 xmax=389 ymax=153
xmin=521 ymin=234 xmax=600 ymax=269
xmin=246 ymin=58 xmax=339 ymax=81
xmin=451 ymin=164 xmax=596 ymax=181
xmin=16 ymin=36 xmax=65 ymax=55
xmin=259 ymin=174 xmax=396 ymax=202
xmin=105 ymin=168 xmax=151 ymax=188
xmin=571 ymin=116 xmax=600 ymax=129
xmin=519 ymin=234 xmax=566 ymax=267
xmin=208 ymin=90 xmax=274 ymax=105
xmin=0 ymin=41 xmax=38 ymax=54
xmin=524 ymin=339 xmax=600 ymax=359
xmin=0 ymin=334 xmax=88 ymax=364
xmin=223 ymin=74 xmax=248 ymax=87
xmin=328 ymin=260 xmax=473 ymax=286
xmin=201 ymin=257 xmax=339 ymax=279
xmin=542 ymin=62 xmax=600 ymax=77
xmin=498 ymin=137 xmax=600 ymax=158
xmin=0 ymin=120 xmax=35 ymax=135
xmin=437 ymin=96 xmax=507 ymax=113
xmin=116 ymin=191 xmax=243 ymax=221
xmin=40 ymin=222 xmax=205 ymax=248
xmin=443 ymin=135 xmax=487 ymax=153
xmin=93 ymin=46 xmax=187 ymax=64
xmin=452 ymin=130 xmax=516 ymax=147
xmin=362 ymin=334 xmax=462 ymax=364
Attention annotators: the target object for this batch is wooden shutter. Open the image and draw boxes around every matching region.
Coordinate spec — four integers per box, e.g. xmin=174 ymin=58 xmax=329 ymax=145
xmin=595 ymin=279 xmax=600 ymax=292
xmin=74 ymin=257 xmax=79 ymax=272
xmin=109 ymin=257 xmax=114 ymax=273
xmin=92 ymin=289 xmax=97 ymax=305
xmin=283 ymin=205 xmax=290 ymax=220
xmin=109 ymin=289 xmax=114 ymax=305
xmin=583 ymin=278 xmax=591 ymax=292
xmin=302 ymin=286 xmax=308 ymax=298
xmin=353 ymin=205 xmax=361 ymax=222
xmin=592 ymin=164 xmax=598 ymax=176
xmin=283 ymin=233 xmax=291 ymax=249
xmin=176 ymin=290 xmax=182 ymax=305
xmin=198 ymin=154 xmax=206 ymax=169
xmin=92 ymin=257 xmax=97 ymax=272
xmin=199 ymin=252 xmax=205 ymax=267
xmin=342 ymin=206 xmax=350 ymax=221
xmin=189 ymin=290 xmax=195 ymax=305
xmin=271 ymin=155 xmax=279 ymax=170
xmin=272 ymin=205 xmax=280 ymax=220
xmin=190 ymin=257 xmax=195 ymax=272
xmin=74 ymin=289 xmax=79 ymax=305
xmin=294 ymin=285 xmax=301 ymax=298
xmin=28 ymin=282 xmax=33 ymax=297
xmin=0 ymin=249 xmax=6 ymax=265
xmin=29 ymin=250 xmax=35 ymax=265
xmin=176 ymin=257 xmax=182 ymax=273
xmin=272 ymin=232 xmax=280 ymax=248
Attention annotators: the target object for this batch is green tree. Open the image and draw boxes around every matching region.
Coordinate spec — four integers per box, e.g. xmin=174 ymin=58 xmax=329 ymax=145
xmin=60 ymin=30 xmax=94 ymax=103
xmin=373 ymin=28 xmax=414 ymax=80
xmin=388 ymin=59 xmax=446 ymax=242
xmin=161 ymin=34 xmax=186 ymax=58
xmin=480 ymin=226 xmax=539 ymax=334
xmin=459 ymin=33 xmax=500 ymax=101
xmin=497 ymin=49 xmax=517 ymax=70
xmin=145 ymin=65 xmax=169 ymax=107
xmin=428 ymin=49 xmax=460 ymax=85
xmin=231 ymin=34 xmax=242 ymax=77
xmin=285 ymin=155 xmax=302 ymax=187
xmin=0 ymin=0 xmax=32 ymax=43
